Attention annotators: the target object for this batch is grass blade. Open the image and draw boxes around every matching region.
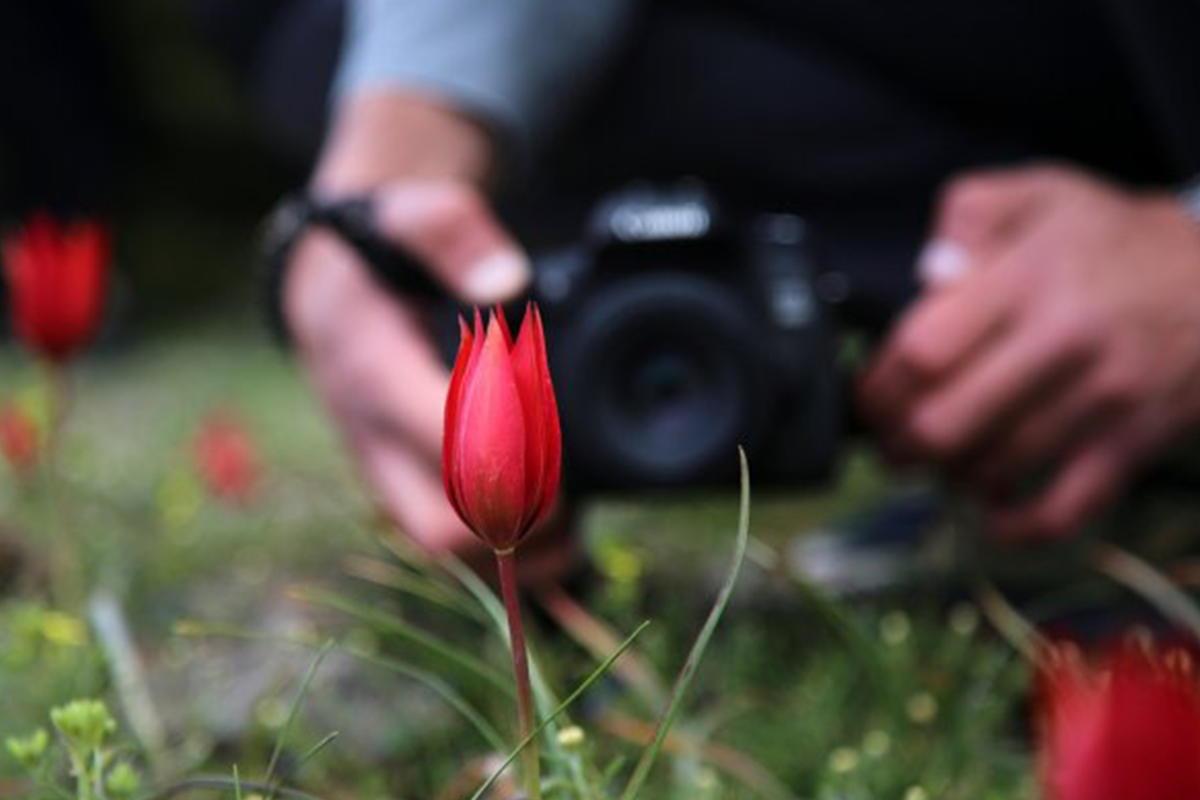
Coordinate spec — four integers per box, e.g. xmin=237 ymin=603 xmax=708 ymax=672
xmin=297 ymin=588 xmax=512 ymax=696
xmin=265 ymin=639 xmax=335 ymax=797
xmin=599 ymin=712 xmax=801 ymax=800
xmin=974 ymin=580 xmax=1045 ymax=662
xmin=1093 ymin=543 xmax=1200 ymax=642
xmin=344 ymin=645 xmax=508 ymax=753
xmin=536 ymin=584 xmax=667 ymax=710
xmin=295 ymin=731 xmax=340 ymax=771
xmin=618 ymin=447 xmax=752 ymax=800
xmin=783 ymin=564 xmax=899 ymax=704
xmin=468 ymin=621 xmax=652 ymax=800
xmin=146 ymin=776 xmax=332 ymax=800
xmin=342 ymin=555 xmax=487 ymax=622
xmin=174 ymin=622 xmax=506 ymax=753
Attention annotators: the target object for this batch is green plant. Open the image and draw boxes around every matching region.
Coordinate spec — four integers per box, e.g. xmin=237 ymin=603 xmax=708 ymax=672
xmin=5 ymin=698 xmax=142 ymax=800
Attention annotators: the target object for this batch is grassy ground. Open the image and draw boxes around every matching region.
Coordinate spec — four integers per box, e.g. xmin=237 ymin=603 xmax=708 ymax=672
xmin=0 ymin=323 xmax=1036 ymax=799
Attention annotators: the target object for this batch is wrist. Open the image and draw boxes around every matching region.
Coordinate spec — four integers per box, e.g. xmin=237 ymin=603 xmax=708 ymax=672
xmin=263 ymin=192 xmax=443 ymax=345
xmin=315 ymin=89 xmax=496 ymax=194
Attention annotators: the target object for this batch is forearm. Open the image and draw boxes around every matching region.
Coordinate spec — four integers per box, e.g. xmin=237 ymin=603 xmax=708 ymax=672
xmin=314 ymin=89 xmax=497 ymax=194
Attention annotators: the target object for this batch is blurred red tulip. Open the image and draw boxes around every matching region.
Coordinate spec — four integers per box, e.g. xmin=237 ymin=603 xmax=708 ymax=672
xmin=443 ymin=304 xmax=561 ymax=553
xmin=1038 ymin=641 xmax=1200 ymax=800
xmin=2 ymin=213 xmax=110 ymax=362
xmin=0 ymin=403 xmax=38 ymax=477
xmin=193 ymin=413 xmax=260 ymax=504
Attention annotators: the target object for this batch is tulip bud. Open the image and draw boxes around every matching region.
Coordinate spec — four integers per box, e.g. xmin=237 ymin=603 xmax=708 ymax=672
xmin=443 ymin=304 xmax=561 ymax=553
xmin=2 ymin=213 xmax=110 ymax=363
xmin=0 ymin=402 xmax=39 ymax=477
xmin=193 ymin=411 xmax=260 ymax=504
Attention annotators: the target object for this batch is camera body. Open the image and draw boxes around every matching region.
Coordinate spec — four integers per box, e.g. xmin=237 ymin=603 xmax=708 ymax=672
xmin=528 ymin=183 xmax=842 ymax=492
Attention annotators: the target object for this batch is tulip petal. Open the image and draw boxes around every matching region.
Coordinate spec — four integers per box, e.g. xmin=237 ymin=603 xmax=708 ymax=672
xmin=1039 ymin=643 xmax=1200 ymax=800
xmin=442 ymin=315 xmax=475 ymax=521
xmin=511 ymin=304 xmax=561 ymax=530
xmin=531 ymin=305 xmax=562 ymax=525
xmin=511 ymin=304 xmax=546 ymax=524
xmin=494 ymin=304 xmax=514 ymax=349
xmin=450 ymin=309 xmax=488 ymax=524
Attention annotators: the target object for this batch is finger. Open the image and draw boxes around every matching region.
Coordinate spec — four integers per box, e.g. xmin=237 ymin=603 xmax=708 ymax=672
xmin=966 ymin=361 xmax=1134 ymax=493
xmin=984 ymin=439 xmax=1127 ymax=539
xmin=931 ymin=166 xmax=1060 ymax=251
xmin=859 ymin=261 xmax=1018 ymax=426
xmin=311 ymin=295 xmax=449 ymax=460
xmin=354 ymin=429 xmax=480 ymax=557
xmin=919 ymin=168 xmax=1059 ymax=288
xmin=373 ymin=182 xmax=531 ymax=304
xmin=894 ymin=308 xmax=1099 ymax=464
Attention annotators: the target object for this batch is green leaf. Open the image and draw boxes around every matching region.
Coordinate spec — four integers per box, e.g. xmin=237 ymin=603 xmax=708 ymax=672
xmin=618 ymin=448 xmax=752 ymax=800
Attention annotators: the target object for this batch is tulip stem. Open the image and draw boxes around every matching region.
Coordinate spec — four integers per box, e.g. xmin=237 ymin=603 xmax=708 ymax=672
xmin=42 ymin=361 xmax=80 ymax=608
xmin=496 ymin=549 xmax=540 ymax=799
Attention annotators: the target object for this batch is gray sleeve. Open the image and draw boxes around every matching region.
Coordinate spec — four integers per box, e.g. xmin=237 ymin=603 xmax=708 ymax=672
xmin=335 ymin=0 xmax=638 ymax=155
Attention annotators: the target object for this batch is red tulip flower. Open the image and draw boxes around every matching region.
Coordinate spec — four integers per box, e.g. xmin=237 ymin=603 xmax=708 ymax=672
xmin=1037 ymin=641 xmax=1200 ymax=800
xmin=443 ymin=304 xmax=561 ymax=797
xmin=0 ymin=402 xmax=39 ymax=477
xmin=443 ymin=304 xmax=561 ymax=554
xmin=2 ymin=213 xmax=110 ymax=362
xmin=193 ymin=412 xmax=260 ymax=504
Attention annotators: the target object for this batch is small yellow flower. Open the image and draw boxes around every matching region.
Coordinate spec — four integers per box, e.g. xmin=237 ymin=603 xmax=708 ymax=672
xmin=829 ymin=747 xmax=860 ymax=774
xmin=40 ymin=611 xmax=86 ymax=647
xmin=557 ymin=726 xmax=585 ymax=749
xmin=863 ymin=729 xmax=891 ymax=758
xmin=880 ymin=610 xmax=911 ymax=646
xmin=948 ymin=603 xmax=979 ymax=637
xmin=906 ymin=692 xmax=938 ymax=724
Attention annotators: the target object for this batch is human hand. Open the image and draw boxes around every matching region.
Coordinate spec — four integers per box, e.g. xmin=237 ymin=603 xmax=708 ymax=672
xmin=285 ymin=179 xmax=531 ymax=556
xmin=860 ymin=164 xmax=1200 ymax=537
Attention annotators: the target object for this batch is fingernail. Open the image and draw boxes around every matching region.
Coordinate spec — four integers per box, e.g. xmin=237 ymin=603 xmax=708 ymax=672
xmin=464 ymin=252 xmax=531 ymax=303
xmin=918 ymin=240 xmax=971 ymax=287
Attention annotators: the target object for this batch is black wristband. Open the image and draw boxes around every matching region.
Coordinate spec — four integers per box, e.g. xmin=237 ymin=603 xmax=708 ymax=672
xmin=260 ymin=193 xmax=446 ymax=344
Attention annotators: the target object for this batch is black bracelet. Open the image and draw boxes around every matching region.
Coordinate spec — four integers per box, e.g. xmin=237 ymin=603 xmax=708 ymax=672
xmin=260 ymin=193 xmax=446 ymax=344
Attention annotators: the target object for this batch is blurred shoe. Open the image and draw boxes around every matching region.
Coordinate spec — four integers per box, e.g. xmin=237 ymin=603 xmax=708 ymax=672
xmin=786 ymin=488 xmax=942 ymax=596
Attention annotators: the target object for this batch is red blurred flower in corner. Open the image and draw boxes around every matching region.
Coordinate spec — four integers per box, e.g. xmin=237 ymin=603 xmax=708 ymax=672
xmin=193 ymin=412 xmax=260 ymax=504
xmin=1037 ymin=641 xmax=1200 ymax=800
xmin=2 ymin=213 xmax=110 ymax=362
xmin=442 ymin=304 xmax=561 ymax=553
xmin=0 ymin=402 xmax=38 ymax=477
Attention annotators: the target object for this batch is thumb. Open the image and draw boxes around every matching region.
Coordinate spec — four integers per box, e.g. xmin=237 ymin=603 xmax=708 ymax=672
xmin=373 ymin=181 xmax=532 ymax=304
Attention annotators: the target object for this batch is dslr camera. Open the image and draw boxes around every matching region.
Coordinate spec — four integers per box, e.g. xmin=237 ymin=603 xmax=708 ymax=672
xmin=267 ymin=180 xmax=850 ymax=494
xmin=527 ymin=182 xmax=843 ymax=493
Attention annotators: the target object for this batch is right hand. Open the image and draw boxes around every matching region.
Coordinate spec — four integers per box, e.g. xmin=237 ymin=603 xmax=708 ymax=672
xmin=284 ymin=179 xmax=531 ymax=556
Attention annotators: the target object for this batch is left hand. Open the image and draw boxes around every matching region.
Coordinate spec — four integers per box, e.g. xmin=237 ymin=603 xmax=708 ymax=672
xmin=860 ymin=164 xmax=1200 ymax=537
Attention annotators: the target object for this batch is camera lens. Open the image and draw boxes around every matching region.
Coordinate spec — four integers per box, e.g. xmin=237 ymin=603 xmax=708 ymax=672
xmin=554 ymin=271 xmax=770 ymax=487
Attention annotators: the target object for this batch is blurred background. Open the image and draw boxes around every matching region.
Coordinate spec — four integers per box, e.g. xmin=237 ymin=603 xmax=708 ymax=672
xmin=0 ymin=0 xmax=330 ymax=331
xmin=2 ymin=3 xmax=1198 ymax=799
